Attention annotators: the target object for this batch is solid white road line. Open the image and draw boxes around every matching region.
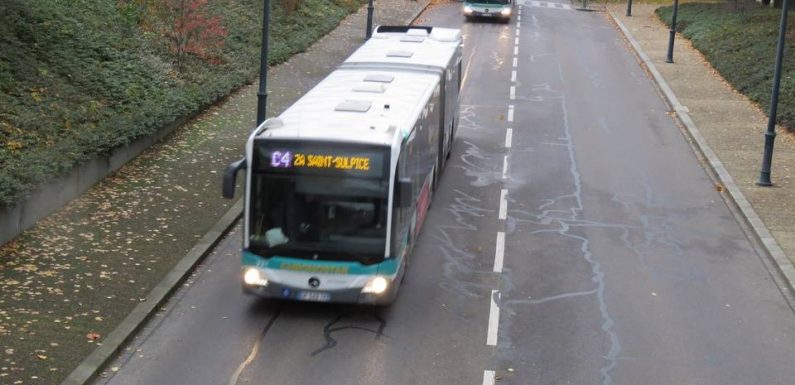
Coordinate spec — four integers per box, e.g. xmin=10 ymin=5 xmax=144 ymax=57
xmin=494 ymin=232 xmax=505 ymax=272
xmin=505 ymin=128 xmax=513 ymax=148
xmin=487 ymin=290 xmax=501 ymax=346
xmin=483 ymin=370 xmax=496 ymax=385
xmin=499 ymin=189 xmax=508 ymax=220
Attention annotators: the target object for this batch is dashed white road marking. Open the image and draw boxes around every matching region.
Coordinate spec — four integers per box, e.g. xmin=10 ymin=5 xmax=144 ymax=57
xmin=516 ymin=29 xmax=520 ymax=36
xmin=512 ymin=57 xmax=518 ymax=67
xmin=511 ymin=70 xmax=517 ymax=82
xmin=505 ymin=128 xmax=513 ymax=148
xmin=483 ymin=370 xmax=496 ymax=385
xmin=499 ymin=189 xmax=508 ymax=220
xmin=517 ymin=21 xmax=521 ymax=28
xmin=494 ymin=232 xmax=505 ymax=272
xmin=515 ymin=37 xmax=519 ymax=45
xmin=509 ymin=86 xmax=515 ymax=100
xmin=502 ymin=155 xmax=508 ymax=179
xmin=487 ymin=290 xmax=501 ymax=346
xmin=514 ymin=46 xmax=519 ymax=55
xmin=508 ymin=105 xmax=514 ymax=122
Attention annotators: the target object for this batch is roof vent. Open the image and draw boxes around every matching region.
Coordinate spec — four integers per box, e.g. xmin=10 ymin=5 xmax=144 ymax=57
xmin=353 ymin=83 xmax=386 ymax=93
xmin=430 ymin=29 xmax=462 ymax=42
xmin=364 ymin=74 xmax=395 ymax=83
xmin=335 ymin=100 xmax=372 ymax=113
xmin=406 ymin=28 xmax=429 ymax=37
xmin=387 ymin=50 xmax=413 ymax=58
xmin=400 ymin=36 xmax=425 ymax=43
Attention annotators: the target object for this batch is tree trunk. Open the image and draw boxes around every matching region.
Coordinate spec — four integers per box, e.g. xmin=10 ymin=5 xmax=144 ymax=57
xmin=762 ymin=0 xmax=771 ymax=6
xmin=774 ymin=0 xmax=782 ymax=9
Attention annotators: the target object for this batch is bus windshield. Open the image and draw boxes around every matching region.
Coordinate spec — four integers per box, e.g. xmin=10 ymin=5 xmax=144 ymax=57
xmin=248 ymin=141 xmax=390 ymax=265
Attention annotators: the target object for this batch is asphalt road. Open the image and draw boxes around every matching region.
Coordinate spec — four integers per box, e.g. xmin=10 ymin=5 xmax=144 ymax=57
xmin=95 ymin=2 xmax=795 ymax=385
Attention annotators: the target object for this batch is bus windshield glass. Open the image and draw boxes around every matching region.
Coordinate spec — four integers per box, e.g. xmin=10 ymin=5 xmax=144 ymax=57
xmin=248 ymin=141 xmax=390 ymax=264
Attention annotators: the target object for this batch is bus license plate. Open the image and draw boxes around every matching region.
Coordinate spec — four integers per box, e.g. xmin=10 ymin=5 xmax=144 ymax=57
xmin=298 ymin=291 xmax=331 ymax=302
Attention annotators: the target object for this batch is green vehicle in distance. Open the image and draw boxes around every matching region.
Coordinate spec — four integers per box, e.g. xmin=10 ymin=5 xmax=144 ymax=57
xmin=463 ymin=0 xmax=514 ymax=22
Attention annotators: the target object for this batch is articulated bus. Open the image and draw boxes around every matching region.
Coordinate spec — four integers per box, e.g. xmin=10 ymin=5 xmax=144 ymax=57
xmin=223 ymin=26 xmax=462 ymax=305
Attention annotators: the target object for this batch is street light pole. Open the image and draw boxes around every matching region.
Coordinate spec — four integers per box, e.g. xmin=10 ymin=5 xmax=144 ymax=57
xmin=626 ymin=0 xmax=632 ymax=16
xmin=665 ymin=0 xmax=679 ymax=63
xmin=366 ymin=0 xmax=375 ymax=39
xmin=757 ymin=0 xmax=790 ymax=186
xmin=256 ymin=0 xmax=271 ymax=126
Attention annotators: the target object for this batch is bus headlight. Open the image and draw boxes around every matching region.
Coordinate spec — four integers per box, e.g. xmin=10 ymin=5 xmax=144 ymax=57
xmin=243 ymin=268 xmax=268 ymax=286
xmin=362 ymin=276 xmax=389 ymax=294
xmin=463 ymin=6 xmax=473 ymax=14
xmin=500 ymin=8 xmax=512 ymax=16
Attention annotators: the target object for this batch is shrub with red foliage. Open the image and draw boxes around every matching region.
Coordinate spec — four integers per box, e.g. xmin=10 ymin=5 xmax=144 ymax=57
xmin=162 ymin=0 xmax=228 ymax=68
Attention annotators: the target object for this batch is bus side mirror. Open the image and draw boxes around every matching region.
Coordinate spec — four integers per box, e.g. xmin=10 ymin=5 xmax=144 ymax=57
xmin=398 ymin=178 xmax=412 ymax=208
xmin=222 ymin=158 xmax=247 ymax=199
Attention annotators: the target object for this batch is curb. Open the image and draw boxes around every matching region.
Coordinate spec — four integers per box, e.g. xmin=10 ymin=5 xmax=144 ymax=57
xmin=58 ymin=3 xmax=432 ymax=385
xmin=607 ymin=11 xmax=795 ymax=296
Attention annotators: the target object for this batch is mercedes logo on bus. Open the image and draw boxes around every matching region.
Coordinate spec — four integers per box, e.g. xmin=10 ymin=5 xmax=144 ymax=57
xmin=308 ymin=277 xmax=321 ymax=288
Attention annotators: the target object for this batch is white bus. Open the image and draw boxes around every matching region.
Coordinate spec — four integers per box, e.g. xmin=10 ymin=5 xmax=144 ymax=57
xmin=223 ymin=26 xmax=462 ymax=305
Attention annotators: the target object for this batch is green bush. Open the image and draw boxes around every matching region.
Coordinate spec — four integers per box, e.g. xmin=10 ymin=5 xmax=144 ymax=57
xmin=0 ymin=0 xmax=364 ymax=206
xmin=656 ymin=2 xmax=795 ymax=129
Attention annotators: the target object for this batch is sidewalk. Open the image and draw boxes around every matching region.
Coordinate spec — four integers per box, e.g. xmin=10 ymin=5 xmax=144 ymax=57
xmin=606 ymin=4 xmax=795 ymax=288
xmin=0 ymin=1 xmax=430 ymax=385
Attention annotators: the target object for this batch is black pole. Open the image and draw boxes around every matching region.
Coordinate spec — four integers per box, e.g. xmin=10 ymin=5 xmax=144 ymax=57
xmin=758 ymin=0 xmax=790 ymax=186
xmin=366 ymin=0 xmax=374 ymax=39
xmin=256 ymin=0 xmax=271 ymax=126
xmin=665 ymin=0 xmax=679 ymax=63
xmin=626 ymin=0 xmax=632 ymax=16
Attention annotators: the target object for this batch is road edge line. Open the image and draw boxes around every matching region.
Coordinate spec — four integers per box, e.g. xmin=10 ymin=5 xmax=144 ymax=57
xmin=607 ymin=10 xmax=795 ymax=297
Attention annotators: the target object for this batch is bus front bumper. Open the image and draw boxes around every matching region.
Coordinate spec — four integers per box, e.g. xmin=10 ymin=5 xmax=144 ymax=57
xmin=243 ymin=280 xmax=396 ymax=305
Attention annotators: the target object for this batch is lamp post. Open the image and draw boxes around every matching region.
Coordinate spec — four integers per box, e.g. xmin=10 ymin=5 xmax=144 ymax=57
xmin=366 ymin=0 xmax=375 ymax=39
xmin=256 ymin=0 xmax=271 ymax=126
xmin=665 ymin=0 xmax=679 ymax=63
xmin=627 ymin=0 xmax=632 ymax=16
xmin=757 ymin=0 xmax=790 ymax=186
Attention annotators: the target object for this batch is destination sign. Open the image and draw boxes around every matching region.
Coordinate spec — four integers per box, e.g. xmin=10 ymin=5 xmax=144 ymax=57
xmin=256 ymin=141 xmax=386 ymax=178
xmin=270 ymin=151 xmax=372 ymax=172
